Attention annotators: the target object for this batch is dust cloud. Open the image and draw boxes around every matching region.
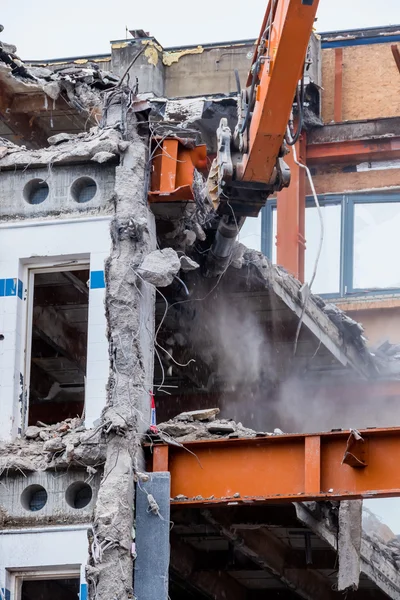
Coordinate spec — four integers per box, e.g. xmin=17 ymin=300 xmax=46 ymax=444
xmin=184 ymin=287 xmax=400 ymax=434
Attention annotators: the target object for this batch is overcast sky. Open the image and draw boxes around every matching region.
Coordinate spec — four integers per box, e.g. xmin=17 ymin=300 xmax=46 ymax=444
xmin=2 ymin=0 xmax=400 ymax=60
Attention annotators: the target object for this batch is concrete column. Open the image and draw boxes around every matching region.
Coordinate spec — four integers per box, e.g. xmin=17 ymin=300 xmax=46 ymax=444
xmin=88 ymin=93 xmax=156 ymax=600
xmin=134 ymin=472 xmax=171 ymax=600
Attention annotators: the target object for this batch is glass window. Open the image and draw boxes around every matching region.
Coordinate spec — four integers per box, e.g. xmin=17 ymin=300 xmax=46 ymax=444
xmin=239 ymin=213 xmax=262 ymax=252
xmin=305 ymin=204 xmax=341 ymax=294
xmin=270 ymin=203 xmax=341 ymax=294
xmin=353 ymin=202 xmax=400 ymax=290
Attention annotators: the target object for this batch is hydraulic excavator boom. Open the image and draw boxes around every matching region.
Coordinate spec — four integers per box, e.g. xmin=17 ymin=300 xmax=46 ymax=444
xmin=224 ymin=0 xmax=319 ymax=215
xmin=149 ymin=0 xmax=319 ymax=217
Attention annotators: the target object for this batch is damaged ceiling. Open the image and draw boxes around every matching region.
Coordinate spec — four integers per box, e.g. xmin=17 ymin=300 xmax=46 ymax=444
xmin=0 ymin=37 xmax=119 ymax=147
xmin=169 ymin=503 xmax=400 ymax=600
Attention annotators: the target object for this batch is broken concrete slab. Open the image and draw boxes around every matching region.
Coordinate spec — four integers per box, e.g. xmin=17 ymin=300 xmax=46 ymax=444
xmin=43 ymin=437 xmax=66 ymax=453
xmin=207 ymin=423 xmax=235 ymax=434
xmin=158 ymin=422 xmax=198 ymax=438
xmin=24 ymin=425 xmax=42 ymax=439
xmin=180 ymin=255 xmax=200 ymax=272
xmin=138 ymin=248 xmax=181 ymax=287
xmin=48 ymin=132 xmax=77 ymax=145
xmin=176 ymin=408 xmax=220 ymax=422
xmin=91 ymin=151 xmax=116 ymax=163
xmin=0 ymin=127 xmax=123 ymax=169
xmin=338 ymin=500 xmax=362 ymax=591
xmin=157 ymin=411 xmax=262 ymax=443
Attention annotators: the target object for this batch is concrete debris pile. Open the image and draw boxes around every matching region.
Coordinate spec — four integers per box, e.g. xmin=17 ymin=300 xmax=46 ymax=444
xmin=0 ymin=418 xmax=106 ymax=473
xmin=243 ymin=249 xmax=376 ymax=368
xmin=0 ymin=126 xmax=123 ymax=168
xmin=149 ymin=96 xmax=239 ymax=153
xmin=0 ymin=37 xmax=118 ymax=109
xmin=157 ymin=407 xmax=279 ymax=442
xmin=361 ymin=507 xmax=400 ymax=569
xmin=138 ymin=248 xmax=182 ymax=287
xmin=370 ymin=339 xmax=400 ymax=377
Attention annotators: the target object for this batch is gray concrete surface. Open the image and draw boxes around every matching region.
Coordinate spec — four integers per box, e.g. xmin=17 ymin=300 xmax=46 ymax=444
xmin=134 ymin=472 xmax=171 ymax=600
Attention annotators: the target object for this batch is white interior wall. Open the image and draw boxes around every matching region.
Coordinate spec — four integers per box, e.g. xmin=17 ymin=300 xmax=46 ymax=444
xmin=0 ymin=216 xmax=111 ymax=440
xmin=0 ymin=526 xmax=89 ymax=600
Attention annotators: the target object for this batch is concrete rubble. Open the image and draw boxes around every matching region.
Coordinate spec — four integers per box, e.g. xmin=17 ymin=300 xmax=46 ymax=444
xmin=0 ymin=126 xmax=123 ymax=169
xmin=338 ymin=500 xmax=362 ymax=591
xmin=157 ymin=408 xmax=276 ymax=442
xmin=0 ymin=37 xmax=119 ymax=114
xmin=138 ymin=247 xmax=181 ymax=287
xmin=0 ymin=418 xmax=106 ymax=473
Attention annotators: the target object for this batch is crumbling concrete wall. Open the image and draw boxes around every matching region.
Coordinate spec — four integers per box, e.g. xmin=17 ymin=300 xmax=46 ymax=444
xmin=338 ymin=500 xmax=362 ymax=591
xmin=87 ymin=99 xmax=156 ymax=600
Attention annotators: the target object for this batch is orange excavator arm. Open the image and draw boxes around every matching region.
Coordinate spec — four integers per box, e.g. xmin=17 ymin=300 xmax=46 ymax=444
xmin=212 ymin=0 xmax=319 ymax=217
xmin=239 ymin=0 xmax=319 ymax=185
xmin=150 ymin=0 xmax=319 ymax=217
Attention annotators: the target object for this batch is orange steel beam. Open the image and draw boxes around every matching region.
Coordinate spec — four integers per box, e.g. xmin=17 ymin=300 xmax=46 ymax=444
xmin=306 ymin=137 xmax=400 ymax=165
xmin=149 ymin=427 xmax=400 ymax=505
xmin=241 ymin=0 xmax=319 ymax=184
xmin=159 ymin=138 xmax=179 ymax=193
xmin=149 ymin=139 xmax=207 ymax=202
xmin=334 ymin=48 xmax=343 ymax=123
xmin=276 ymin=134 xmax=306 ymax=281
xmin=392 ymin=44 xmax=400 ymax=74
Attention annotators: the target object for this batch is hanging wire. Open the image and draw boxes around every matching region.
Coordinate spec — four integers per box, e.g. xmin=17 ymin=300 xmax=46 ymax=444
xmin=285 ymin=126 xmax=324 ymax=355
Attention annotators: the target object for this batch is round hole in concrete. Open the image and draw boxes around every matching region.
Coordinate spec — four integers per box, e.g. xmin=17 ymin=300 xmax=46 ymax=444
xmin=21 ymin=484 xmax=48 ymax=511
xmin=65 ymin=481 xmax=92 ymax=509
xmin=23 ymin=179 xmax=49 ymax=205
xmin=71 ymin=177 xmax=97 ymax=203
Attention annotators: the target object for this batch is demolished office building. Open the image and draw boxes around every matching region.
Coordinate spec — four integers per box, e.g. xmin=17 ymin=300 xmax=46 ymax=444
xmin=1 ymin=19 xmax=400 ymax=600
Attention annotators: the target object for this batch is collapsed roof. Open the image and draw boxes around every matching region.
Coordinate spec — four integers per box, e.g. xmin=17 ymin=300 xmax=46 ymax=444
xmin=0 ymin=36 xmax=119 ymax=147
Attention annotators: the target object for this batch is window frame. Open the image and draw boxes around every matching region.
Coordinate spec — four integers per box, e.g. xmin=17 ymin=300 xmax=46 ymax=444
xmin=7 ymin=567 xmax=80 ymax=600
xmin=23 ymin=261 xmax=90 ymax=433
xmin=261 ymin=191 xmax=400 ymax=298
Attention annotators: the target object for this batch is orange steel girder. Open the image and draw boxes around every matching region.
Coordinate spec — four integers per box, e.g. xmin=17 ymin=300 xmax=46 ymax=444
xmin=276 ymin=134 xmax=306 ymax=281
xmin=241 ymin=0 xmax=319 ymax=184
xmin=149 ymin=427 xmax=400 ymax=505
xmin=307 ymin=137 xmax=400 ymax=165
xmin=149 ymin=138 xmax=207 ymax=202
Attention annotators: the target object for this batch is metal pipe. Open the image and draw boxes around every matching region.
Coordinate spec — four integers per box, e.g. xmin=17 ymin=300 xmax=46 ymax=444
xmin=204 ymin=216 xmax=238 ymax=278
xmin=0 ymin=215 xmax=111 ymax=230
xmin=0 ymin=525 xmax=90 ymax=535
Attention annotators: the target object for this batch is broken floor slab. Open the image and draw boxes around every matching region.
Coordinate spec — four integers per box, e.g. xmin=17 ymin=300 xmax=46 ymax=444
xmin=0 ymin=35 xmax=119 ymax=147
xmin=296 ymin=502 xmax=400 ymax=599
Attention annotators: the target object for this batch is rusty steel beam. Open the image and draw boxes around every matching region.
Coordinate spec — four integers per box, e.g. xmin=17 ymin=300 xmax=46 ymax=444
xmin=392 ymin=44 xmax=400 ymax=75
xmin=149 ymin=427 xmax=400 ymax=505
xmin=276 ymin=134 xmax=306 ymax=281
xmin=149 ymin=138 xmax=207 ymax=203
xmin=307 ymin=137 xmax=400 ymax=165
xmin=334 ymin=48 xmax=343 ymax=123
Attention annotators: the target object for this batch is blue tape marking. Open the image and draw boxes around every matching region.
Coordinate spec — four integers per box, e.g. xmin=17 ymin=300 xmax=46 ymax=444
xmin=90 ymin=270 xmax=105 ymax=289
xmin=5 ymin=278 xmax=16 ymax=296
xmin=0 ymin=278 xmax=24 ymax=297
xmin=322 ymin=34 xmax=400 ymax=49
xmin=80 ymin=583 xmax=88 ymax=600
